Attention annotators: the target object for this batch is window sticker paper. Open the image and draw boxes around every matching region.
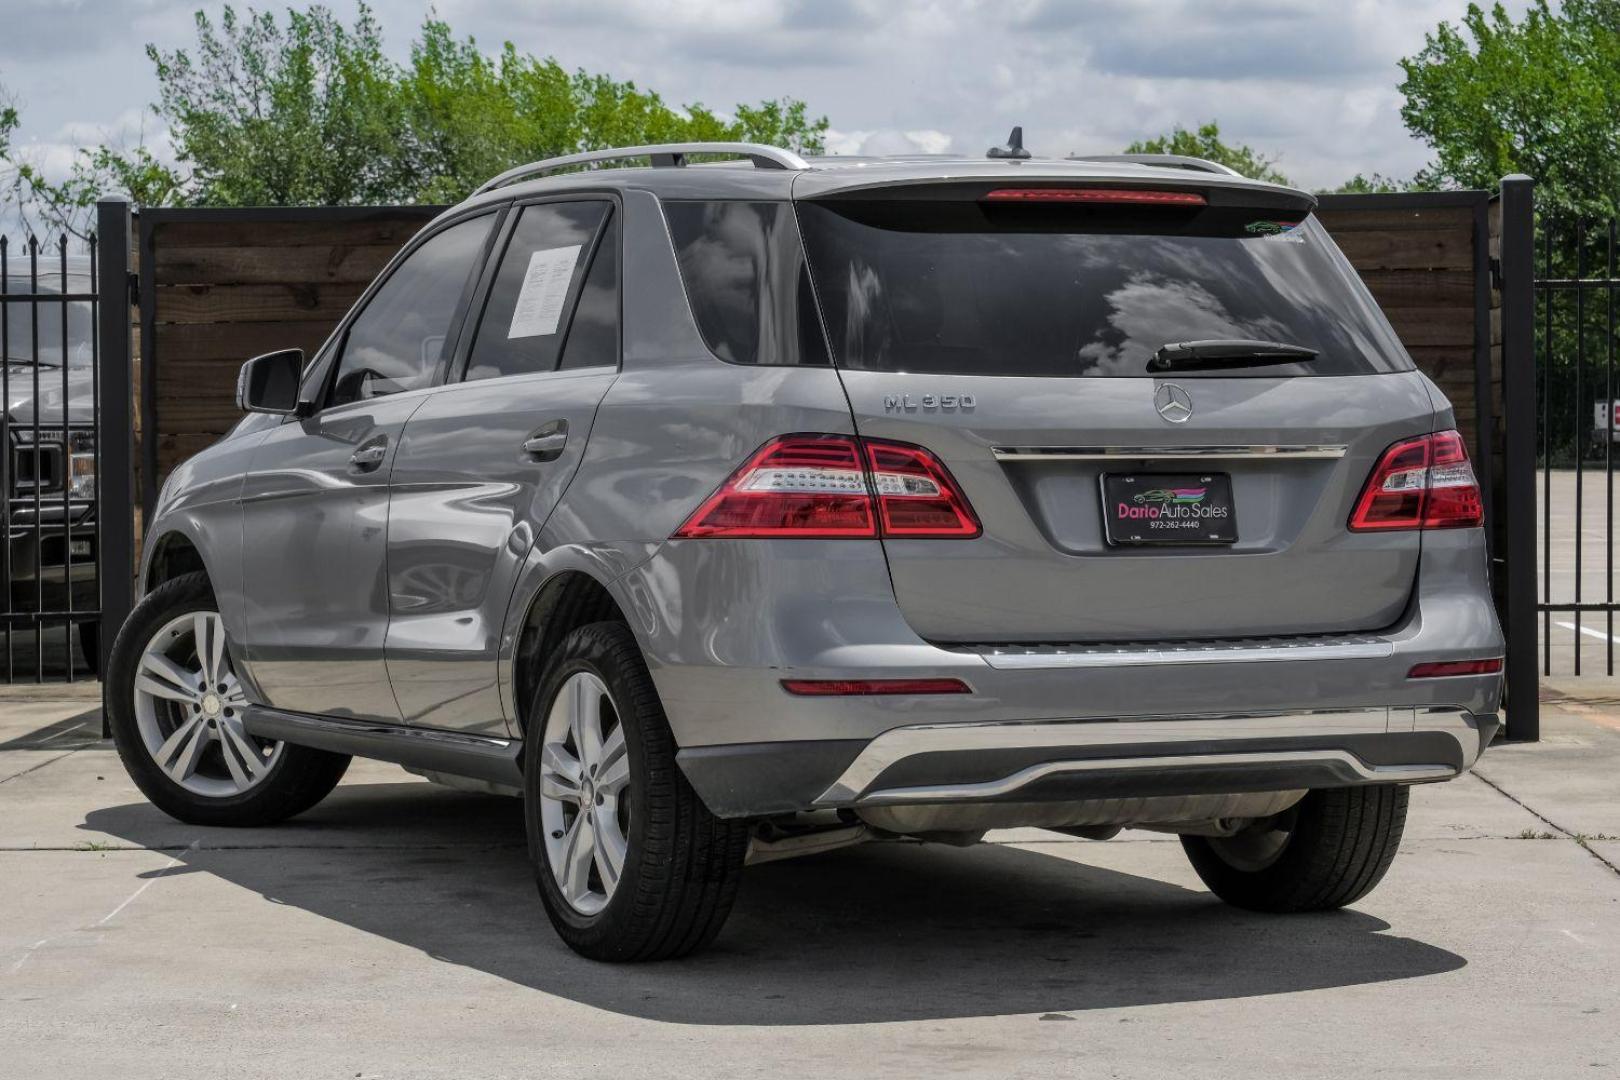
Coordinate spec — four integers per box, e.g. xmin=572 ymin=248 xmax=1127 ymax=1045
xmin=508 ymin=245 xmax=581 ymax=338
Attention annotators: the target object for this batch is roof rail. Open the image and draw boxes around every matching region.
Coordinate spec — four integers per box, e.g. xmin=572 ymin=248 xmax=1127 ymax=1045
xmin=473 ymin=142 xmax=810 ymax=195
xmin=1066 ymin=153 xmax=1243 ymax=178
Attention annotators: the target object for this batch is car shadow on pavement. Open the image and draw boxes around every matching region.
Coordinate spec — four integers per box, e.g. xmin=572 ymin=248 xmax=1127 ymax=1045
xmin=84 ymin=781 xmax=1466 ymax=1026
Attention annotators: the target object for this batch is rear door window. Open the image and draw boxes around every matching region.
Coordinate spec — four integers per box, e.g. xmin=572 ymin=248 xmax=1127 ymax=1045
xmin=665 ymin=201 xmax=829 ymax=367
xmin=464 ymin=200 xmax=617 ymax=382
xmin=796 ymin=197 xmax=1410 ymax=378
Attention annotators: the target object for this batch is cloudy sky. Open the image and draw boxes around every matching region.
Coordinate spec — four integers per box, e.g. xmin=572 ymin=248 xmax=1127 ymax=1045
xmin=1 ymin=0 xmax=1532 ymax=200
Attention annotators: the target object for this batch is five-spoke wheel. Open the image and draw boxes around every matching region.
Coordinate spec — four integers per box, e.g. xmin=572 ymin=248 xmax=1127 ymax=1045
xmin=132 ymin=610 xmax=280 ymax=797
xmin=537 ymin=671 xmax=631 ymax=915
xmin=524 ymin=621 xmax=749 ymax=961
xmin=107 ymin=571 xmax=350 ymax=826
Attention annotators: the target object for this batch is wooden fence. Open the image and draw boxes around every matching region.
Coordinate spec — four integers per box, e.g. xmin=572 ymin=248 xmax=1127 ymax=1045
xmin=1316 ymin=190 xmax=1502 ymax=575
xmin=136 ymin=206 xmax=442 ymax=511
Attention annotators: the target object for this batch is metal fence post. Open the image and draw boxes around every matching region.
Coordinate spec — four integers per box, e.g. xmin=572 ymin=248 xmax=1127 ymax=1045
xmin=1499 ymin=175 xmax=1540 ymax=741
xmin=96 ymin=198 xmax=135 ymax=733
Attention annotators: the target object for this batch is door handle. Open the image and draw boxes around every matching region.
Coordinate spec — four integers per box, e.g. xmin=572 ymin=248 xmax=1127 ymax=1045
xmin=349 ymin=440 xmax=388 ymax=472
xmin=522 ymin=422 xmax=569 ymax=461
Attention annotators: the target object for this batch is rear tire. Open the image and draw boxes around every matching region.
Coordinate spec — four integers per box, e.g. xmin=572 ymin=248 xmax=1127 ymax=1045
xmin=107 ymin=571 xmax=350 ymax=827
xmin=524 ymin=621 xmax=749 ymax=961
xmin=1181 ymin=784 xmax=1409 ymax=912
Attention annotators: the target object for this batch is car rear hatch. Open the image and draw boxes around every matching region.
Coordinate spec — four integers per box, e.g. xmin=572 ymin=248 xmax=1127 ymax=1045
xmin=793 ymin=169 xmax=1440 ymax=644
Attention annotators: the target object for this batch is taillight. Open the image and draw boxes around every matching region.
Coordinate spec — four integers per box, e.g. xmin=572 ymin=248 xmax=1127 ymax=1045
xmin=864 ymin=439 xmax=981 ymax=537
xmin=1349 ymin=430 xmax=1483 ymax=531
xmin=671 ymin=435 xmax=875 ymax=538
xmin=983 ymin=188 xmax=1207 ymax=206
xmin=672 ymin=434 xmax=980 ymax=539
xmin=1408 ymin=658 xmax=1502 ymax=679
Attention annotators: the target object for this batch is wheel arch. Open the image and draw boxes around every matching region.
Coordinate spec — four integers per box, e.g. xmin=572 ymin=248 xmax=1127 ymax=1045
xmin=142 ymin=527 xmax=213 ymax=595
xmin=509 ymin=568 xmax=632 ymax=739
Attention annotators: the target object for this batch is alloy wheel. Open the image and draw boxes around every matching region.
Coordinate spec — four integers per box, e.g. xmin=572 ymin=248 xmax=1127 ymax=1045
xmin=537 ymin=671 xmax=631 ymax=916
xmin=131 ymin=611 xmax=281 ymax=797
xmin=1206 ymin=808 xmax=1299 ymax=873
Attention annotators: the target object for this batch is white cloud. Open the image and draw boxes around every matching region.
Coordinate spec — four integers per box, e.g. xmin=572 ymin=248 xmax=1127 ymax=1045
xmin=0 ymin=0 xmax=1547 ymax=200
xmin=824 ymin=128 xmax=955 ymax=156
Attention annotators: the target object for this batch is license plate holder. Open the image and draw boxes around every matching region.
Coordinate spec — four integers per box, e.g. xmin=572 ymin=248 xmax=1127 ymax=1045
xmin=1101 ymin=473 xmax=1238 ymax=545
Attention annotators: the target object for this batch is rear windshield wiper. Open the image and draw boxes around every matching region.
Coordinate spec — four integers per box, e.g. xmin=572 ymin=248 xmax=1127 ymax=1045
xmin=1147 ymin=339 xmax=1319 ymax=373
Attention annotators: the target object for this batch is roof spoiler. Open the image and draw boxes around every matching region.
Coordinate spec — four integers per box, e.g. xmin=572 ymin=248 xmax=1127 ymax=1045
xmin=1066 ymin=153 xmax=1243 ymax=177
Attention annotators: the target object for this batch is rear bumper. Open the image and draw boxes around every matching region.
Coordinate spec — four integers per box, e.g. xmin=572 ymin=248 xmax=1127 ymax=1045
xmin=609 ymin=529 xmax=1504 ymax=819
xmin=679 ymin=707 xmax=1498 ymax=818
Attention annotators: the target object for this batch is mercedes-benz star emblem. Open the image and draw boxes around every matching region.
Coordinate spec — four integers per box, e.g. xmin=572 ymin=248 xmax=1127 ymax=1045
xmin=1155 ymin=383 xmax=1194 ymax=424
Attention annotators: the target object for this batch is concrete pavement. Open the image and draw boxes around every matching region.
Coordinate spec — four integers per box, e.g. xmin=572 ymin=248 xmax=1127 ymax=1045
xmin=1 ymin=685 xmax=1616 ymax=1079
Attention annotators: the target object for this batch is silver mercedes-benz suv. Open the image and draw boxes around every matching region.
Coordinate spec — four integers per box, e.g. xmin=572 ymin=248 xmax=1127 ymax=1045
xmin=107 ymin=141 xmax=1505 ymax=961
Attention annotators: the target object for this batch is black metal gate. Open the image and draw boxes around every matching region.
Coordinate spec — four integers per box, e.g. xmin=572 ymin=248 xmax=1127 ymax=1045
xmin=0 ymin=200 xmax=135 ymax=683
xmin=0 ymin=231 xmax=100 ymax=681
xmin=1530 ymin=190 xmax=1620 ymax=680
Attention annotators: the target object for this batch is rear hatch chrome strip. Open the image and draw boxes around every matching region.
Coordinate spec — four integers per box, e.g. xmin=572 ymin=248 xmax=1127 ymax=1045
xmin=991 ymin=444 xmax=1349 ymax=461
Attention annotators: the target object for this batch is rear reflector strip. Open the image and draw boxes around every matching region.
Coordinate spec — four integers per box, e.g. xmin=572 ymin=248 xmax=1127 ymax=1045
xmin=1408 ymin=658 xmax=1503 ymax=679
xmin=780 ymin=678 xmax=973 ymax=696
xmin=984 ymin=188 xmax=1207 ymax=206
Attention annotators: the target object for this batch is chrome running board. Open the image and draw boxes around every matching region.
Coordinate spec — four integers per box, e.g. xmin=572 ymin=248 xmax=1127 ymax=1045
xmin=244 ymin=706 xmax=522 ymax=787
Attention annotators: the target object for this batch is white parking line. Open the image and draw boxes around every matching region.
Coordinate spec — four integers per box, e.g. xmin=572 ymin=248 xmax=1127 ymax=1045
xmin=1555 ymin=620 xmax=1619 ymax=643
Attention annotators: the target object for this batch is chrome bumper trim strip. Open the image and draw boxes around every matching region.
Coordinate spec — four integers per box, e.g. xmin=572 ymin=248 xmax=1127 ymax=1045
xmin=814 ymin=706 xmax=1477 ymax=805
xmin=855 ymin=752 xmax=1454 ymax=806
xmin=974 ymin=639 xmax=1394 ymax=669
xmin=991 ymin=444 xmax=1348 ymax=462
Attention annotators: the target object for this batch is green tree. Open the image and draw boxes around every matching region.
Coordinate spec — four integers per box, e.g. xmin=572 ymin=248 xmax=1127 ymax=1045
xmin=141 ymin=3 xmax=826 ymax=207
xmin=1124 ymin=121 xmax=1292 ymax=186
xmin=395 ymin=18 xmax=825 ymax=204
xmin=1 ymin=76 xmax=185 ymax=239
xmin=3 ymin=4 xmax=829 ymax=226
xmin=1324 ymin=173 xmax=1410 ymax=195
xmin=146 ymin=4 xmax=410 ymax=205
xmin=0 ymin=85 xmax=16 ymax=161
xmin=1399 ymin=0 xmax=1620 ymax=217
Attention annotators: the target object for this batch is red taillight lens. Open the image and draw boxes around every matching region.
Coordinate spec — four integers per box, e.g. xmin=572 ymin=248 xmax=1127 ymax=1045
xmin=1408 ymin=658 xmax=1503 ymax=678
xmin=780 ymin=678 xmax=972 ymax=696
xmin=672 ymin=434 xmax=980 ymax=540
xmin=983 ymin=187 xmax=1207 ymax=206
xmin=865 ymin=439 xmax=982 ymax=538
xmin=672 ymin=435 xmax=875 ymax=538
xmin=1349 ymin=430 xmax=1483 ymax=531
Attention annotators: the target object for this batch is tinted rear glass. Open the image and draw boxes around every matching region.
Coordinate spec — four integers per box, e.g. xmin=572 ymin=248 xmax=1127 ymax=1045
xmin=796 ymin=199 xmax=1410 ymax=377
xmin=665 ymin=201 xmax=829 ymax=367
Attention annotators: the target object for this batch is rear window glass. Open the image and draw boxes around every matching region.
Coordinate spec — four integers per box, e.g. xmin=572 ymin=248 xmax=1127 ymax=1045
xmin=664 ymin=201 xmax=829 ymax=367
xmin=796 ymin=199 xmax=1410 ymax=378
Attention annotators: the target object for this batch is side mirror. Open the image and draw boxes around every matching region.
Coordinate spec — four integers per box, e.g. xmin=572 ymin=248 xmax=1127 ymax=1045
xmin=236 ymin=348 xmax=309 ymax=416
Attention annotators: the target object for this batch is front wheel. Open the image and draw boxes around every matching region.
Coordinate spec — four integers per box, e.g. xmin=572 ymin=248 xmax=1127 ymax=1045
xmin=1181 ymin=784 xmax=1409 ymax=912
xmin=106 ymin=571 xmax=350 ymax=827
xmin=524 ymin=621 xmax=749 ymax=961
